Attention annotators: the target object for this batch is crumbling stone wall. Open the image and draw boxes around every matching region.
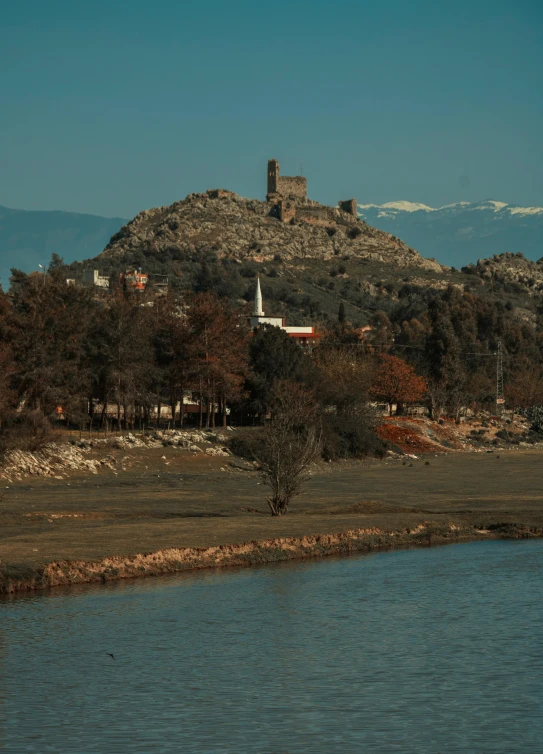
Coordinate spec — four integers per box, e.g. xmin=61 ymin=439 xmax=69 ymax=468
xmin=207 ymin=189 xmax=236 ymax=199
xmin=295 ymin=205 xmax=338 ymax=225
xmin=267 ymin=159 xmax=307 ymax=199
xmin=279 ymin=199 xmax=297 ymax=223
xmin=276 ymin=175 xmax=307 ymax=198
xmin=339 ymin=199 xmax=357 ymax=217
xmin=273 ymin=200 xmax=360 ymax=228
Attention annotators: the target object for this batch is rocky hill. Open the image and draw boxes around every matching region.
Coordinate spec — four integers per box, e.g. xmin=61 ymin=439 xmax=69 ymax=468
xmin=79 ymin=190 xmax=543 ymax=328
xmin=465 ymin=252 xmax=543 ymax=295
xmin=100 ymin=190 xmax=442 ymax=272
xmin=48 ymin=188 xmax=536 ymax=329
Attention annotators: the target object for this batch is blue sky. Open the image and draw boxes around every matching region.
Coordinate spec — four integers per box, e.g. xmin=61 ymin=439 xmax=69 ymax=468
xmin=1 ymin=0 xmax=542 ymax=218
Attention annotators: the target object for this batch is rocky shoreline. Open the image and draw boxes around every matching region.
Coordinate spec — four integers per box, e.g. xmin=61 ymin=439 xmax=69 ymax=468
xmin=2 ymin=522 xmax=541 ymax=596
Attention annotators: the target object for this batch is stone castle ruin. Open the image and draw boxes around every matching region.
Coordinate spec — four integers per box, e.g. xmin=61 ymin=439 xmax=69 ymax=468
xmin=266 ymin=159 xmax=357 ymax=226
xmin=100 ymin=159 xmax=441 ymax=274
xmin=267 ymin=159 xmax=307 ymax=201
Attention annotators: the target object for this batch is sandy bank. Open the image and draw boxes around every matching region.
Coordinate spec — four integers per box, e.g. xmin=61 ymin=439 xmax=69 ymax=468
xmin=2 ymin=522 xmax=541 ymax=595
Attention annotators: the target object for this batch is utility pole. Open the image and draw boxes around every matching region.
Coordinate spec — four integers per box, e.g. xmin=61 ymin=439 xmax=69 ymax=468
xmin=496 ymin=339 xmax=505 ymax=416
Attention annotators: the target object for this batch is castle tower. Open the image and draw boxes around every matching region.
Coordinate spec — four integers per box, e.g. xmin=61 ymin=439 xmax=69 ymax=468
xmin=253 ymin=276 xmax=264 ymax=317
xmin=266 ymin=158 xmax=306 ymax=203
xmin=267 ymin=159 xmax=279 ymax=196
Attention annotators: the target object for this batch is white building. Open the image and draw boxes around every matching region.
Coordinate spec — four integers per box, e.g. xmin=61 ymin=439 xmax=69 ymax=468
xmin=81 ymin=269 xmax=110 ymax=288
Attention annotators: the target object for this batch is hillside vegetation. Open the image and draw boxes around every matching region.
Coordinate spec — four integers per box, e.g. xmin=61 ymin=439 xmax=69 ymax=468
xmin=2 ymin=189 xmax=540 ymax=460
xmin=60 ymin=190 xmax=543 ymax=329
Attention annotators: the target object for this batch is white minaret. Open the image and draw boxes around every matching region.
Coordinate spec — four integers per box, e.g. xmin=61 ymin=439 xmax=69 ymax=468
xmin=249 ymin=276 xmax=283 ymax=328
xmin=253 ymin=276 xmax=264 ymax=317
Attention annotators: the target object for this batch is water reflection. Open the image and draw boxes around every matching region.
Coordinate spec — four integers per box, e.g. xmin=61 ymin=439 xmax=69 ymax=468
xmin=1 ymin=540 xmax=542 ymax=753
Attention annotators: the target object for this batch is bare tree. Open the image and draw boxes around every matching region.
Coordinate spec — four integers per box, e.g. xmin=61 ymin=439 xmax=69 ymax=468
xmin=255 ymin=382 xmax=322 ymax=516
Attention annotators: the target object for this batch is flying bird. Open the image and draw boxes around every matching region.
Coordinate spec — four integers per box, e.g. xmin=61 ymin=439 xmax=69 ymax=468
xmin=106 ymin=653 xmax=116 ymax=660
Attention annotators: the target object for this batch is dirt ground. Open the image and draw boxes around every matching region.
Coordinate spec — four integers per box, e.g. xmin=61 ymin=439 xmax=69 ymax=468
xmin=1 ymin=446 xmax=542 ymax=571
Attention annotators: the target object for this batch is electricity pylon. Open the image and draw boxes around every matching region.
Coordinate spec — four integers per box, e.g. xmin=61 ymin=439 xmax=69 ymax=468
xmin=496 ymin=339 xmax=505 ymax=415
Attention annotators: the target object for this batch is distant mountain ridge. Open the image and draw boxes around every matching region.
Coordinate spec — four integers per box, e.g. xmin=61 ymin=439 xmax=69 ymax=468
xmin=358 ymin=199 xmax=543 ymax=217
xmin=357 ymin=199 xmax=543 ymax=268
xmin=0 ymin=205 xmax=126 ymax=287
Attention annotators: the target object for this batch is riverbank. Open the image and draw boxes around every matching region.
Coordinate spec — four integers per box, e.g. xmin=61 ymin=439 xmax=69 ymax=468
xmin=2 ymin=521 xmax=541 ymax=594
xmin=1 ymin=448 xmax=543 ymax=594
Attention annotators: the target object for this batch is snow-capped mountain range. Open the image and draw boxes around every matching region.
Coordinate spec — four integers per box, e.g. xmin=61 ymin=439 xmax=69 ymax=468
xmin=357 ymin=200 xmax=543 ymax=268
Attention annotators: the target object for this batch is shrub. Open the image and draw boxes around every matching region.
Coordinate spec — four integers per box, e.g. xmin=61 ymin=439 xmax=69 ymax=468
xmin=322 ymin=414 xmax=386 ymax=460
xmin=495 ymin=428 xmax=521 ymax=444
xmin=0 ymin=410 xmax=56 ymax=457
xmin=227 ymin=430 xmax=263 ymax=461
xmin=518 ymin=407 xmax=543 ymax=434
xmin=240 ymin=264 xmax=257 ymax=278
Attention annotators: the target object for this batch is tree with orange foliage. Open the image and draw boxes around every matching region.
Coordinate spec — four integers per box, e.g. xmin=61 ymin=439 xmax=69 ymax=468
xmin=370 ymin=354 xmax=427 ymax=416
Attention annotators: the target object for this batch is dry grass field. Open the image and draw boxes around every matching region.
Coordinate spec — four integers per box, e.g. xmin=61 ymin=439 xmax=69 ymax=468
xmin=1 ymin=447 xmax=542 ymax=581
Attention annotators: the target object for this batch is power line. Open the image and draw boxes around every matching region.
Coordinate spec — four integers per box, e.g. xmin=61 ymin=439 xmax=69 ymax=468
xmin=319 ymin=340 xmax=501 ymax=359
xmin=391 ymin=343 xmax=497 ymax=357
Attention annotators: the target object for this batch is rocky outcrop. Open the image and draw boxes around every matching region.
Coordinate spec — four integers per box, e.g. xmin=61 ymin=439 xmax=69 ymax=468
xmin=0 ymin=430 xmax=232 ymax=482
xmin=0 ymin=444 xmax=117 ymax=482
xmin=111 ymin=428 xmax=231 ymax=454
xmin=467 ymin=252 xmax=543 ymax=294
xmin=100 ymin=190 xmax=443 ymax=272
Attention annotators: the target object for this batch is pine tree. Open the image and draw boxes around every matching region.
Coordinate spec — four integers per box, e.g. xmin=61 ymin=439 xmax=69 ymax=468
xmin=247 ymin=325 xmax=314 ymax=414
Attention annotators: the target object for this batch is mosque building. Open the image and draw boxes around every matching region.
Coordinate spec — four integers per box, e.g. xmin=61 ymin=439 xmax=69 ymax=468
xmin=249 ymin=277 xmax=320 ymax=348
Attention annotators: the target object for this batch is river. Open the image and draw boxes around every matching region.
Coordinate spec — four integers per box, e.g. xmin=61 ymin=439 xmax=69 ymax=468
xmin=1 ymin=539 xmax=542 ymax=753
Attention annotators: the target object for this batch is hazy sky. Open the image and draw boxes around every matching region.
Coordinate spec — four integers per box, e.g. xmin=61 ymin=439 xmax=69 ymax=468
xmin=1 ymin=0 xmax=542 ymax=218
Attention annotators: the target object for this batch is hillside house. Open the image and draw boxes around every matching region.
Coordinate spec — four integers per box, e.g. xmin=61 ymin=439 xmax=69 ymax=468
xmin=121 ymin=269 xmax=148 ymax=292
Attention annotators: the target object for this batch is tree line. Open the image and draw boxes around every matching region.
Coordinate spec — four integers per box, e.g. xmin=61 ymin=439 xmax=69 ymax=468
xmin=1 ymin=268 xmax=542 ymax=456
